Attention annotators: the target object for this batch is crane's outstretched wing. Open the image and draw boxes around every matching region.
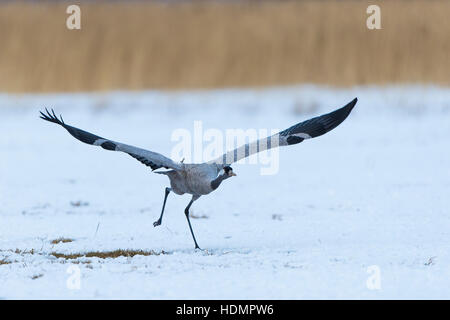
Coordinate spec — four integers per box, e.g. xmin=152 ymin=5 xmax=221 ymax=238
xmin=40 ymin=109 xmax=182 ymax=171
xmin=208 ymin=98 xmax=357 ymax=166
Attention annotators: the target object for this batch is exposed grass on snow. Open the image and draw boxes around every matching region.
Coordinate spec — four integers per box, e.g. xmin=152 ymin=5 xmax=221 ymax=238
xmin=50 ymin=249 xmax=168 ymax=260
xmin=13 ymin=249 xmax=35 ymax=255
xmin=70 ymin=201 xmax=89 ymax=207
xmin=189 ymin=213 xmax=209 ymax=219
xmin=1 ymin=248 xmax=167 ymax=263
xmin=50 ymin=238 xmax=75 ymax=245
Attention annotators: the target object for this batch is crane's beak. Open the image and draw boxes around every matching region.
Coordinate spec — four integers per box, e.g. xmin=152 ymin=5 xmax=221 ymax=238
xmin=230 ymin=172 xmax=237 ymax=176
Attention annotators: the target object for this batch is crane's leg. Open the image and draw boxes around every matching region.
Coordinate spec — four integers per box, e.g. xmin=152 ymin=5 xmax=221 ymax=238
xmin=184 ymin=195 xmax=202 ymax=249
xmin=153 ymin=187 xmax=171 ymax=227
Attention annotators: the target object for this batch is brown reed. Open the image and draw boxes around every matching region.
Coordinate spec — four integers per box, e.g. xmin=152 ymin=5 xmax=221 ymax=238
xmin=0 ymin=0 xmax=448 ymax=92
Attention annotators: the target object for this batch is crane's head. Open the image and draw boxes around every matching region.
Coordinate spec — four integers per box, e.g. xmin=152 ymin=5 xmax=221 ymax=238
xmin=223 ymin=166 xmax=237 ymax=177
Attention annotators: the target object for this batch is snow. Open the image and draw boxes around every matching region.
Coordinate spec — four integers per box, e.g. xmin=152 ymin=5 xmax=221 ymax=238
xmin=1 ymin=85 xmax=450 ymax=299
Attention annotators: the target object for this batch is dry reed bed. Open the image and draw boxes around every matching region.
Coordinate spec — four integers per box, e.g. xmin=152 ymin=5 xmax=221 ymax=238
xmin=0 ymin=0 xmax=449 ymax=92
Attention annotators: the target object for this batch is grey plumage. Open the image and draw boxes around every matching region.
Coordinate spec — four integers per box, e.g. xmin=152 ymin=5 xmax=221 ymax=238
xmin=40 ymin=97 xmax=357 ymax=249
xmin=209 ymin=98 xmax=357 ymax=167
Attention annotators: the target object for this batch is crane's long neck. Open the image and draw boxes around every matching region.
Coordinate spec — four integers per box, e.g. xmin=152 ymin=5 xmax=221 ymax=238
xmin=210 ymin=173 xmax=229 ymax=190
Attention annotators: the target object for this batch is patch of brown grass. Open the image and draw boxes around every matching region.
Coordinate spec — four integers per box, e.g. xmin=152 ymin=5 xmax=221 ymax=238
xmin=190 ymin=213 xmax=209 ymax=219
xmin=70 ymin=201 xmax=89 ymax=207
xmin=51 ymin=249 xmax=167 ymax=260
xmin=0 ymin=258 xmax=11 ymax=265
xmin=0 ymin=0 xmax=449 ymax=92
xmin=14 ymin=248 xmax=35 ymax=255
xmin=51 ymin=238 xmax=75 ymax=245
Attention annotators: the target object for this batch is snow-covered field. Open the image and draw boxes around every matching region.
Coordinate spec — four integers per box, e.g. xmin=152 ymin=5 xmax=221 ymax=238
xmin=1 ymin=85 xmax=449 ymax=299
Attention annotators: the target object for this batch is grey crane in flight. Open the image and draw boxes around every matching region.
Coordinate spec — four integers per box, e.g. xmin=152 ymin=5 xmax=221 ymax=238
xmin=40 ymin=97 xmax=357 ymax=249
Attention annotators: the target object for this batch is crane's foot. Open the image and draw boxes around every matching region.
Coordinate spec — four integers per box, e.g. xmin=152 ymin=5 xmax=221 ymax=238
xmin=153 ymin=219 xmax=162 ymax=227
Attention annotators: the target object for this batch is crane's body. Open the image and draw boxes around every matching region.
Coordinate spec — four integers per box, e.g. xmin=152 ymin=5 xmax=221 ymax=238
xmin=40 ymin=98 xmax=357 ymax=249
xmin=158 ymin=163 xmax=223 ymax=196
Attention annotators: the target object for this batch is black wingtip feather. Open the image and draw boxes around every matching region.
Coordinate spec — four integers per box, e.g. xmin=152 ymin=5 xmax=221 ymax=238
xmin=346 ymin=97 xmax=358 ymax=112
xmin=309 ymin=97 xmax=357 ymax=137
xmin=39 ymin=108 xmax=65 ymax=126
xmin=280 ymin=97 xmax=357 ymax=141
xmin=40 ymin=108 xmax=108 ymax=147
